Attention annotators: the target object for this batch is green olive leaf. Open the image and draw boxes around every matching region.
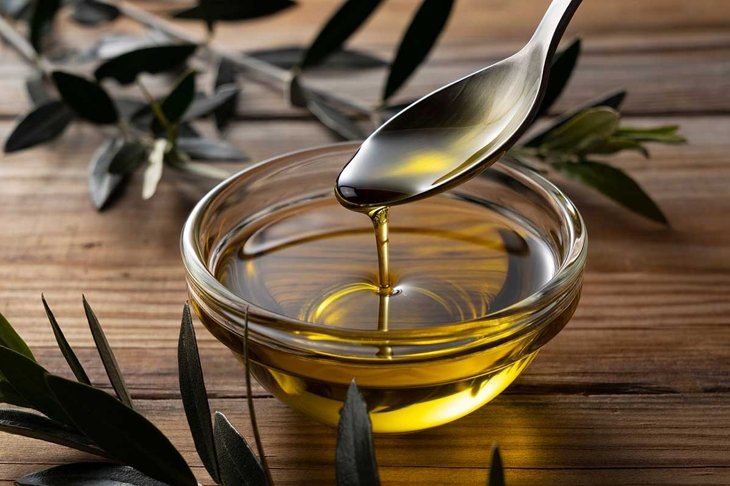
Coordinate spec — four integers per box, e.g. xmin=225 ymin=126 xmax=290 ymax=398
xmin=88 ymin=138 xmax=127 ymax=210
xmin=152 ymin=70 xmax=196 ymax=133
xmin=184 ymin=83 xmax=238 ymax=121
xmin=335 ymin=381 xmax=379 ymax=486
xmin=0 ymin=311 xmax=35 ymax=361
xmin=4 ymin=101 xmax=74 ymax=153
xmin=42 ymin=295 xmax=91 ymax=385
xmin=94 ymin=44 xmax=197 ymax=85
xmin=522 ymin=89 xmax=626 ymax=148
xmin=213 ymin=412 xmax=268 ymax=486
xmin=173 ymin=0 xmax=296 ymax=28
xmin=553 ymin=159 xmax=668 ymax=224
xmin=29 ymin=0 xmax=60 ymax=53
xmin=0 ymin=409 xmax=103 ymax=457
xmin=0 ymin=346 xmax=71 ymax=425
xmin=16 ymin=463 xmax=167 ymax=486
xmin=248 ymin=46 xmax=385 ymax=70
xmin=108 ymin=140 xmax=149 ymax=175
xmin=82 ymin=296 xmax=134 ymax=408
xmin=587 ymin=136 xmax=649 ymax=158
xmin=291 ymin=77 xmax=365 ymax=140
xmin=213 ymin=59 xmax=239 ymax=131
xmin=46 ymin=375 xmax=197 ymax=486
xmin=536 ymin=38 xmax=581 ymax=117
xmin=71 ymin=0 xmax=120 ymax=26
xmin=0 ymin=380 xmax=31 ymax=407
xmin=178 ymin=304 xmax=220 ymax=483
xmin=177 ymin=137 xmax=248 ymax=161
xmin=540 ymin=107 xmax=620 ymax=155
xmin=52 ymin=71 xmax=119 ymax=125
xmin=382 ymin=0 xmax=454 ymax=101
xmin=487 ymin=445 xmax=504 ymax=486
xmin=299 ymin=0 xmax=383 ymax=70
xmin=615 ymin=125 xmax=686 ymax=144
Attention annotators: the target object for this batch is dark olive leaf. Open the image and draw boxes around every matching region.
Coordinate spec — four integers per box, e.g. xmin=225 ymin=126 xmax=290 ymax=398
xmin=0 ymin=380 xmax=31 ymax=407
xmin=94 ymin=43 xmax=197 ymax=85
xmin=213 ymin=412 xmax=268 ymax=486
xmin=71 ymin=0 xmax=120 ymax=25
xmin=0 ymin=311 xmax=35 ymax=361
xmin=0 ymin=409 xmax=103 ymax=457
xmin=115 ymin=98 xmax=147 ymax=120
xmin=41 ymin=296 xmax=91 ymax=385
xmin=152 ymin=70 xmax=196 ymax=133
xmin=173 ymin=0 xmax=295 ymax=23
xmin=540 ymin=107 xmax=620 ymax=155
xmin=335 ymin=381 xmax=379 ymax=486
xmin=47 ymin=375 xmax=197 ymax=486
xmin=88 ymin=138 xmax=127 ymax=210
xmin=29 ymin=0 xmax=60 ymax=53
xmin=487 ymin=445 xmax=504 ymax=486
xmin=292 ymin=78 xmax=365 ymax=140
xmin=178 ymin=304 xmax=220 ymax=483
xmin=25 ymin=73 xmax=51 ymax=106
xmin=382 ymin=0 xmax=454 ymax=101
xmin=553 ymin=160 xmax=668 ymax=224
xmin=82 ymin=296 xmax=134 ymax=408
xmin=184 ymin=84 xmax=238 ymax=121
xmin=299 ymin=0 xmax=383 ymax=70
xmin=4 ymin=101 xmax=74 ymax=153
xmin=108 ymin=140 xmax=148 ymax=175
xmin=0 ymin=346 xmax=71 ymax=424
xmin=615 ymin=125 xmax=685 ymax=144
xmin=587 ymin=136 xmax=649 ymax=158
xmin=17 ymin=463 xmax=167 ymax=486
xmin=535 ymin=38 xmax=581 ymax=117
xmin=52 ymin=71 xmax=119 ymax=125
xmin=523 ymin=89 xmax=626 ymax=148
xmin=247 ymin=46 xmax=385 ymax=70
xmin=213 ymin=59 xmax=238 ymax=131
xmin=93 ymin=31 xmax=171 ymax=60
xmin=177 ymin=137 xmax=247 ymax=161
xmin=0 ymin=0 xmax=31 ymax=18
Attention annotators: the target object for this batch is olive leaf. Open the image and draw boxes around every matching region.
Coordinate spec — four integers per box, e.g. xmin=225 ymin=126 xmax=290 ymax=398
xmin=16 ymin=463 xmax=167 ymax=486
xmin=142 ymin=139 xmax=167 ymax=199
xmin=71 ymin=0 xmax=120 ymax=26
xmin=94 ymin=44 xmax=198 ymax=85
xmin=553 ymin=160 xmax=668 ymax=224
xmin=0 ymin=380 xmax=31 ymax=407
xmin=82 ymin=295 xmax=134 ymax=408
xmin=615 ymin=125 xmax=685 ymax=144
xmin=0 ymin=409 xmax=103 ymax=457
xmin=0 ymin=0 xmax=30 ymax=18
xmin=108 ymin=140 xmax=149 ymax=175
xmin=153 ymin=70 xmax=196 ymax=133
xmin=0 ymin=346 xmax=71 ymax=425
xmin=335 ymin=381 xmax=379 ymax=486
xmin=523 ymin=89 xmax=626 ymax=148
xmin=184 ymin=83 xmax=238 ymax=121
xmin=291 ymin=77 xmax=365 ymax=140
xmin=42 ymin=295 xmax=91 ymax=385
xmin=173 ymin=0 xmax=296 ymax=27
xmin=213 ymin=59 xmax=238 ymax=131
xmin=177 ymin=137 xmax=248 ymax=161
xmin=0 ymin=311 xmax=35 ymax=361
xmin=88 ymin=138 xmax=127 ymax=210
xmin=4 ymin=101 xmax=74 ymax=153
xmin=214 ymin=412 xmax=268 ymax=486
xmin=51 ymin=71 xmax=119 ymax=125
xmin=535 ymin=38 xmax=581 ymax=117
xmin=539 ymin=107 xmax=620 ymax=155
xmin=487 ymin=445 xmax=504 ymax=486
xmin=382 ymin=0 xmax=454 ymax=101
xmin=29 ymin=0 xmax=60 ymax=53
xmin=46 ymin=375 xmax=198 ymax=486
xmin=587 ymin=137 xmax=649 ymax=158
xmin=178 ymin=303 xmax=220 ymax=483
xmin=299 ymin=0 xmax=383 ymax=70
xmin=248 ymin=46 xmax=385 ymax=70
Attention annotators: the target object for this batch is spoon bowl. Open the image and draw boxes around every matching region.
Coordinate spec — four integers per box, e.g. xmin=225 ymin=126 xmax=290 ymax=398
xmin=336 ymin=0 xmax=583 ymax=210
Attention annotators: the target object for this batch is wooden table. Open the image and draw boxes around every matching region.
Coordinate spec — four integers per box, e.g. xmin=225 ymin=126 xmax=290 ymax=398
xmin=1 ymin=1 xmax=729 ymax=484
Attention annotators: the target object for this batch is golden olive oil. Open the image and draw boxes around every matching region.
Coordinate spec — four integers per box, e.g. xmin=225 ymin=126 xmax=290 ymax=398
xmin=209 ymin=193 xmax=566 ymax=432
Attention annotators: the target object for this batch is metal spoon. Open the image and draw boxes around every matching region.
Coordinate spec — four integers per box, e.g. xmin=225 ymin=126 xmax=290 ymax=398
xmin=336 ymin=0 xmax=583 ymax=210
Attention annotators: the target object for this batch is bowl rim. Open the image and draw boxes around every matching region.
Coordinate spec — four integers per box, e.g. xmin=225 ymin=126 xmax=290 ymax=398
xmin=181 ymin=141 xmax=587 ymax=345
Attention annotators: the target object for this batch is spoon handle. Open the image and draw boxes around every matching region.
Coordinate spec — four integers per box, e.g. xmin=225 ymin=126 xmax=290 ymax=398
xmin=529 ymin=0 xmax=583 ymax=59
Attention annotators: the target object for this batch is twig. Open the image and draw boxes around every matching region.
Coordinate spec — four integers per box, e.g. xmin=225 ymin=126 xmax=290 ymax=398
xmin=0 ymin=15 xmax=45 ymax=70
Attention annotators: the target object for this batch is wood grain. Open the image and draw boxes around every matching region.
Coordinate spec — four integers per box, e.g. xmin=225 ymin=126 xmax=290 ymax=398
xmin=1 ymin=0 xmax=729 ymax=484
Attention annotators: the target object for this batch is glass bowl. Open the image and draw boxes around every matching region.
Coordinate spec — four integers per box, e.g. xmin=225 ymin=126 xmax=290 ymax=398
xmin=181 ymin=142 xmax=587 ymax=433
